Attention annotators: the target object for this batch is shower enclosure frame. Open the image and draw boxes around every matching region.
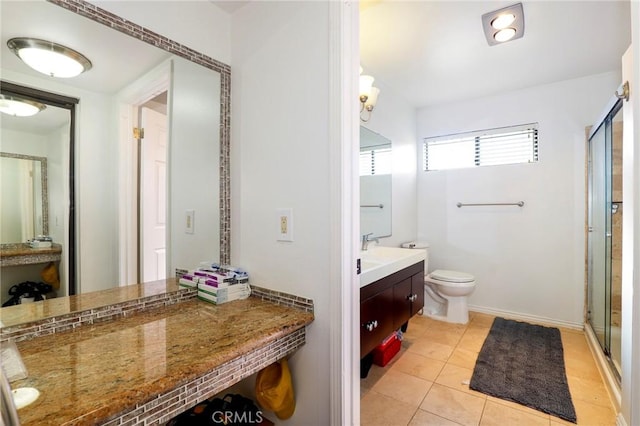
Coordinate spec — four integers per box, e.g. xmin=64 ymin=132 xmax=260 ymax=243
xmin=586 ymin=94 xmax=623 ymax=384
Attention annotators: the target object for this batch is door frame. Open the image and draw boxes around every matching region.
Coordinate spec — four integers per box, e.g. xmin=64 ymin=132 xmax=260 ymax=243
xmin=117 ymin=61 xmax=171 ymax=285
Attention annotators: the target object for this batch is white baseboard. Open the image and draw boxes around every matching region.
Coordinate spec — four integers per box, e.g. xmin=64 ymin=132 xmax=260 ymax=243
xmin=583 ymin=324 xmax=622 ymax=413
xmin=468 ymin=305 xmax=584 ymax=330
xmin=616 ymin=413 xmax=628 ymax=426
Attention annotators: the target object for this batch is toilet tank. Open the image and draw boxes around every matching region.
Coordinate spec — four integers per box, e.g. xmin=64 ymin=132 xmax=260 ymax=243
xmin=401 ymin=242 xmax=429 ymax=275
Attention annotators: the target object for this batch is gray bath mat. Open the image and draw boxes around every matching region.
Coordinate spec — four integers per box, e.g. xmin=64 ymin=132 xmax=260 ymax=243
xmin=469 ymin=317 xmax=577 ymax=423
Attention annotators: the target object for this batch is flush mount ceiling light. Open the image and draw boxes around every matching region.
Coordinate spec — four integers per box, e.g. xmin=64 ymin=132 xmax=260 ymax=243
xmin=0 ymin=94 xmax=47 ymax=117
xmin=7 ymin=37 xmax=92 ymax=78
xmin=481 ymin=3 xmax=525 ymax=46
xmin=359 ymin=68 xmax=380 ymax=122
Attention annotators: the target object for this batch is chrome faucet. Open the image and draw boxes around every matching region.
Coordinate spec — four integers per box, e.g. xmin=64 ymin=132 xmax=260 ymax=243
xmin=361 ymin=233 xmax=379 ymax=251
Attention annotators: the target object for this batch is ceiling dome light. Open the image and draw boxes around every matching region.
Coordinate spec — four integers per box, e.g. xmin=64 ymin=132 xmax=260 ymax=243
xmin=494 ymin=28 xmax=517 ymax=43
xmin=0 ymin=95 xmax=46 ymax=117
xmin=491 ymin=13 xmax=516 ymax=30
xmin=7 ymin=38 xmax=92 ymax=78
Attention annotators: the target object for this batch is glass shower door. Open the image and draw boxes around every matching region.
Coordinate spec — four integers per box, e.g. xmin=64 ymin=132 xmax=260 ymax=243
xmin=587 ymin=120 xmax=611 ymax=352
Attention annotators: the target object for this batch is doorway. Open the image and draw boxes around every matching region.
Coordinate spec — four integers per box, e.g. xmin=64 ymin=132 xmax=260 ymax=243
xmin=138 ymin=93 xmax=168 ymax=282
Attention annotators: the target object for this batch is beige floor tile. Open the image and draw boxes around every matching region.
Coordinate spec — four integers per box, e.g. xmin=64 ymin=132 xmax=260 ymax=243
xmin=422 ymin=327 xmax=465 ymax=347
xmin=407 ymin=339 xmax=455 ymax=362
xmin=564 ymin=351 xmax=603 ymax=382
xmin=567 ymin=375 xmax=615 ymax=408
xmin=480 ymin=400 xmax=550 ymax=426
xmin=391 ymin=351 xmax=446 ymax=382
xmin=486 ymin=396 xmax=552 ymax=420
xmin=371 ymin=369 xmax=433 ymax=408
xmin=434 ymin=363 xmax=485 ymax=398
xmin=361 ymin=362 xmax=390 ymax=391
xmin=420 ymin=383 xmax=486 ymax=426
xmin=362 ymin=315 xmax=617 ymax=426
xmin=361 ymin=390 xmax=421 ymax=426
xmin=409 ymin=409 xmax=463 ymax=426
xmin=468 ymin=312 xmax=496 ymax=329
xmin=456 ymin=327 xmax=490 ymax=352
xmin=550 ymin=399 xmax=617 ymax=425
xmin=447 ymin=347 xmax=479 ymax=370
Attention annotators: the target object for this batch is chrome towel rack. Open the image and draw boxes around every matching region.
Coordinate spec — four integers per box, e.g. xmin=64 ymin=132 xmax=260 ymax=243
xmin=360 ymin=204 xmax=384 ymax=209
xmin=456 ymin=201 xmax=525 ymax=208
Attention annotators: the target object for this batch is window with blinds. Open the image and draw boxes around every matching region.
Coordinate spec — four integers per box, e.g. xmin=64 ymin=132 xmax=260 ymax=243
xmin=423 ymin=124 xmax=538 ymax=171
xmin=360 ymin=146 xmax=392 ymax=176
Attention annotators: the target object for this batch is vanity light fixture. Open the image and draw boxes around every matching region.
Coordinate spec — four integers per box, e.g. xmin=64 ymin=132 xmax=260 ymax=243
xmin=0 ymin=94 xmax=46 ymax=117
xmin=7 ymin=37 xmax=92 ymax=78
xmin=359 ymin=69 xmax=380 ymax=122
xmin=481 ymin=3 xmax=525 ymax=46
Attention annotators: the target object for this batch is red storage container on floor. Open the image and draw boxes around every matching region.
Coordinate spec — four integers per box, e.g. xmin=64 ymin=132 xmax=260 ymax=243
xmin=372 ymin=332 xmax=401 ymax=367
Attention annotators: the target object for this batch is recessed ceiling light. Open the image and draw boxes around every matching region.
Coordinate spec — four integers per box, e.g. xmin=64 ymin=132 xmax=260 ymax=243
xmin=0 ymin=95 xmax=46 ymax=117
xmin=481 ymin=3 xmax=525 ymax=46
xmin=7 ymin=38 xmax=92 ymax=78
xmin=494 ymin=28 xmax=517 ymax=43
xmin=491 ymin=13 xmax=516 ymax=30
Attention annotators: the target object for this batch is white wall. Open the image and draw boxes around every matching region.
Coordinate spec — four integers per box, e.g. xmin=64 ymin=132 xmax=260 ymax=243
xmin=231 ymin=2 xmax=332 ymax=423
xmin=362 ymin=79 xmax=418 ymax=248
xmin=417 ymin=71 xmax=620 ymax=326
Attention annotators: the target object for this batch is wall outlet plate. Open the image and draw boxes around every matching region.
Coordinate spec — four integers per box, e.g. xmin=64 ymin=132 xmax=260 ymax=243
xmin=185 ymin=210 xmax=195 ymax=234
xmin=277 ymin=208 xmax=293 ymax=242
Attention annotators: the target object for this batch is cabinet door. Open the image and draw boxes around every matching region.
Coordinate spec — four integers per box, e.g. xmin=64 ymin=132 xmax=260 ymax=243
xmin=411 ymin=272 xmax=425 ymax=317
xmin=393 ymin=278 xmax=412 ymax=330
xmin=360 ymin=287 xmax=394 ymax=357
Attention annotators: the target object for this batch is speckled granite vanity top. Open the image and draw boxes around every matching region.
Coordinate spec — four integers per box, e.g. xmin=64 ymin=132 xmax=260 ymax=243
xmin=0 ymin=243 xmax=62 ymax=267
xmin=1 ymin=279 xmax=180 ymax=329
xmin=11 ymin=296 xmax=314 ymax=425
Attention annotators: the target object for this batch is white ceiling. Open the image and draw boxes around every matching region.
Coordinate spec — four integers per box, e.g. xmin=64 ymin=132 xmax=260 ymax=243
xmin=360 ymin=1 xmax=631 ymax=109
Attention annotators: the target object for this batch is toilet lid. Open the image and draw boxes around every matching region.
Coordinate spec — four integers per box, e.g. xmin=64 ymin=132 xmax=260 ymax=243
xmin=429 ymin=269 xmax=475 ymax=283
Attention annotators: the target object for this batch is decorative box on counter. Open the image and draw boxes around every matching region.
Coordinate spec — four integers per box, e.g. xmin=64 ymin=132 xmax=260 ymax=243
xmin=179 ymin=263 xmax=251 ymax=305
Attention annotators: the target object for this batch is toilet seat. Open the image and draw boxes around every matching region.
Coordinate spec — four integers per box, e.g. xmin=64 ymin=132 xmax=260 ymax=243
xmin=429 ymin=269 xmax=474 ymax=283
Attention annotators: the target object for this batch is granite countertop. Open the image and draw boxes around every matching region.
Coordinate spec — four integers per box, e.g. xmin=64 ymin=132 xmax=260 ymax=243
xmin=12 ymin=297 xmax=314 ymax=425
xmin=0 ymin=243 xmax=62 ymax=267
xmin=1 ymin=279 xmax=180 ymax=329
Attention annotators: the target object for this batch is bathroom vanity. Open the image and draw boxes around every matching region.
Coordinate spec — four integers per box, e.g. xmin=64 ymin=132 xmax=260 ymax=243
xmin=359 ymin=247 xmax=425 ymax=357
xmin=0 ymin=280 xmax=314 ymax=425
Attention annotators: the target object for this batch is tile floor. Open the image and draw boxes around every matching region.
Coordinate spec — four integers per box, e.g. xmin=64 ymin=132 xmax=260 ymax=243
xmin=360 ymin=312 xmax=618 ymax=426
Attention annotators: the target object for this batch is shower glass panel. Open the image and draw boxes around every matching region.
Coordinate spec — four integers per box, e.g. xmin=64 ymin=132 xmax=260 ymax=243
xmin=587 ymin=98 xmax=622 ymax=381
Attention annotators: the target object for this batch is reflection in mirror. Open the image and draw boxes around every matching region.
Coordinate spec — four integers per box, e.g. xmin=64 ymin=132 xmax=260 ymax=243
xmin=0 ymin=82 xmax=77 ymax=303
xmin=360 ymin=127 xmax=392 ymax=239
xmin=0 ymin=153 xmax=48 ymax=243
xmin=0 ymin=0 xmax=230 ymax=327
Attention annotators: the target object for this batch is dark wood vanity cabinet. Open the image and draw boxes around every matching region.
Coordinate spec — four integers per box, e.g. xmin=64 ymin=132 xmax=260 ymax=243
xmin=360 ymin=261 xmax=424 ymax=357
xmin=393 ymin=272 xmax=425 ymax=330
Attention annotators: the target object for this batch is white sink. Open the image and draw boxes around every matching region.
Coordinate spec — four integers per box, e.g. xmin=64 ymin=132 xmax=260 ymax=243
xmin=359 ymin=246 xmax=426 ymax=287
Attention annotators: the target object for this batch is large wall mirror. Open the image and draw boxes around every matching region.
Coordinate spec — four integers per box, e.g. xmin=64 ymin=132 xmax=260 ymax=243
xmin=360 ymin=126 xmax=392 ymax=239
xmin=0 ymin=153 xmax=48 ymax=243
xmin=0 ymin=0 xmax=230 ymax=317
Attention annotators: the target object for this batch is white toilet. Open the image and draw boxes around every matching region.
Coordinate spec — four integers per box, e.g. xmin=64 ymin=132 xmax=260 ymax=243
xmin=402 ymin=242 xmax=476 ymax=324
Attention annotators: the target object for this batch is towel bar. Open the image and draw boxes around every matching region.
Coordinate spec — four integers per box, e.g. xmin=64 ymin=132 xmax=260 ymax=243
xmin=456 ymin=201 xmax=524 ymax=208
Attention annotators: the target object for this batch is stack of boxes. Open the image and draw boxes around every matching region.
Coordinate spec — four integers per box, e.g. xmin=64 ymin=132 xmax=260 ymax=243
xmin=179 ymin=264 xmax=250 ymax=305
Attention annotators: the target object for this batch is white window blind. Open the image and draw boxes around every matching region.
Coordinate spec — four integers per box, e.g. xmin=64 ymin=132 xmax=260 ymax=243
xmin=360 ymin=147 xmax=392 ymax=176
xmin=423 ymin=124 xmax=538 ymax=171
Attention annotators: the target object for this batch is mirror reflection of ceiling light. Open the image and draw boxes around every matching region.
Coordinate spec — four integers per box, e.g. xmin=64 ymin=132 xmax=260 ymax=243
xmin=0 ymin=94 xmax=47 ymax=117
xmin=481 ymin=3 xmax=524 ymax=46
xmin=359 ymin=68 xmax=380 ymax=122
xmin=7 ymin=38 xmax=92 ymax=78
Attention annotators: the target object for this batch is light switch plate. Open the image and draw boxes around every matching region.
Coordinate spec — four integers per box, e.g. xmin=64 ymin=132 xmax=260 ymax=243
xmin=277 ymin=208 xmax=293 ymax=242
